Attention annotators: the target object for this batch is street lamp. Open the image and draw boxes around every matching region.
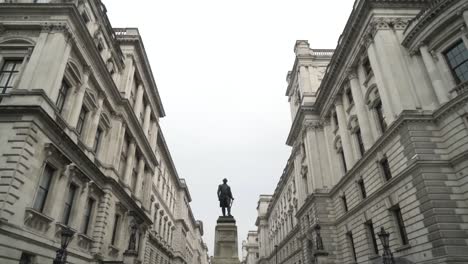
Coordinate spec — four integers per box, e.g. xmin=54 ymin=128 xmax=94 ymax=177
xmin=53 ymin=226 xmax=75 ymax=264
xmin=274 ymin=245 xmax=278 ymax=264
xmin=377 ymin=227 xmax=394 ymax=264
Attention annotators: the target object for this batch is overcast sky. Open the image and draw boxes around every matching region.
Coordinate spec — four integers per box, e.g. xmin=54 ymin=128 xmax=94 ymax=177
xmin=104 ymin=0 xmax=354 ymax=256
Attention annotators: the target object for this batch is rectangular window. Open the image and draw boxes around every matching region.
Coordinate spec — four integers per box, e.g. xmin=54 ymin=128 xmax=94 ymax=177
xmin=93 ymin=127 xmax=103 ymax=153
xmin=346 ymin=88 xmax=354 ymax=105
xmin=347 ymin=231 xmax=357 ymax=262
xmin=62 ymin=184 xmax=77 ymax=225
xmin=56 ymin=80 xmax=70 ymax=113
xmin=0 ymin=59 xmax=22 ymax=94
xmin=131 ymin=166 xmax=138 ymax=192
xmin=111 ymin=214 xmax=120 ymax=245
xmin=76 ymin=107 xmax=88 ymax=135
xmin=338 ymin=148 xmax=348 ymax=173
xmin=33 ymin=164 xmax=54 ymax=212
xmin=444 ymin=40 xmax=468 ymax=84
xmin=375 ymin=101 xmax=387 ymax=133
xmin=333 ymin=112 xmax=339 ymax=128
xmin=365 ymin=220 xmax=379 ymax=255
xmin=380 ymin=157 xmax=392 ymax=181
xmin=19 ymin=253 xmax=34 ymax=264
xmin=392 ymin=206 xmax=409 ymax=245
xmin=82 ymin=198 xmax=95 ymax=235
xmin=341 ymin=194 xmax=348 ymax=212
xmin=358 ymin=178 xmax=367 ymax=199
xmin=363 ymin=58 xmax=373 ymax=77
xmin=355 ymin=128 xmax=365 ymax=156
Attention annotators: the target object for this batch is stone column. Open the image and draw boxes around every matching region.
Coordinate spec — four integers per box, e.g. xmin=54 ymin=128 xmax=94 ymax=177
xmin=304 ymin=122 xmax=327 ymax=190
xmin=91 ymin=184 xmax=113 ymax=255
xmin=123 ymin=140 xmax=136 ymax=194
xmin=134 ymin=158 xmax=145 ymax=206
xmin=121 ymin=55 xmax=135 ymax=96
xmin=134 ymin=84 xmax=144 ymax=117
xmin=347 ymin=70 xmax=374 ymax=149
xmin=420 ymin=45 xmax=449 ymax=104
xmin=335 ymin=99 xmax=355 ymax=168
xmin=367 ymin=41 xmax=396 ymax=124
xmin=142 ymin=105 xmax=151 ymax=136
xmin=150 ymin=121 xmax=158 ymax=152
xmin=107 ymin=117 xmax=123 ymax=168
xmin=69 ymin=67 xmax=91 ymax=127
xmin=71 ymin=181 xmax=91 ymax=231
xmin=323 ymin=119 xmax=340 ymax=186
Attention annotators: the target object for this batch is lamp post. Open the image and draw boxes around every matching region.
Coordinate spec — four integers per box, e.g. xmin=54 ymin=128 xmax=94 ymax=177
xmin=377 ymin=227 xmax=394 ymax=264
xmin=53 ymin=226 xmax=75 ymax=264
xmin=274 ymin=245 xmax=278 ymax=264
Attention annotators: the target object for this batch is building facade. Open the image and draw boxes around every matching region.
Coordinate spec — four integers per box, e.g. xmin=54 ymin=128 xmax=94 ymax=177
xmin=0 ymin=1 xmax=208 ymax=263
xmin=241 ymin=231 xmax=259 ymax=264
xmin=253 ymin=0 xmax=468 ymax=263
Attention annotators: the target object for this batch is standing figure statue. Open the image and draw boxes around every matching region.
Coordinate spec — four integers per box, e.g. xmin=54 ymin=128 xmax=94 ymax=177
xmin=217 ymin=178 xmax=234 ymax=217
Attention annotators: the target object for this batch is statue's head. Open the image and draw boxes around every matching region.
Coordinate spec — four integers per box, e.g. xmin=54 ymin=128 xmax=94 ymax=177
xmin=223 ymin=178 xmax=228 ymax=183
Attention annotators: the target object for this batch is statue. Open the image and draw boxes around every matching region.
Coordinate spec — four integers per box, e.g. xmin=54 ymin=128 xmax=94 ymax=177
xmin=217 ymin=178 xmax=234 ymax=217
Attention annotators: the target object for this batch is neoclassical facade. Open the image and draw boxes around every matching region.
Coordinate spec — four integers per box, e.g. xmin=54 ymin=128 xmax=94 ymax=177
xmin=0 ymin=1 xmax=208 ymax=264
xmin=241 ymin=231 xmax=259 ymax=264
xmin=253 ymin=0 xmax=468 ymax=263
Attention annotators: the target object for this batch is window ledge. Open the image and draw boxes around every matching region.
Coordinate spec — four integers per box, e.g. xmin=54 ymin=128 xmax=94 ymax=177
xmin=24 ymin=207 xmax=54 ymax=233
xmin=368 ymin=254 xmax=380 ymax=260
xmin=77 ymin=233 xmax=94 ymax=250
xmin=54 ymin=222 xmax=77 ymax=239
xmin=395 ymin=244 xmax=411 ymax=252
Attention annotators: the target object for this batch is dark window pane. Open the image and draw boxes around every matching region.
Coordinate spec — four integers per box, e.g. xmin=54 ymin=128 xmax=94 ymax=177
xmin=339 ymin=149 xmax=347 ymax=173
xmin=93 ymin=127 xmax=103 ymax=153
xmin=62 ymin=184 xmax=77 ymax=225
xmin=366 ymin=221 xmax=379 ymax=255
xmin=356 ymin=128 xmax=365 ymax=156
xmin=375 ymin=101 xmax=387 ymax=133
xmin=358 ymin=179 xmax=367 ymax=199
xmin=380 ymin=157 xmax=392 ymax=181
xmin=394 ymin=207 xmax=409 ymax=245
xmin=19 ymin=253 xmax=33 ymax=264
xmin=56 ymin=81 xmax=70 ymax=113
xmin=111 ymin=214 xmax=120 ymax=245
xmin=33 ymin=164 xmax=54 ymax=212
xmin=342 ymin=195 xmax=348 ymax=212
xmin=346 ymin=89 xmax=354 ymax=105
xmin=347 ymin=232 xmax=357 ymax=261
xmin=82 ymin=198 xmax=95 ymax=235
xmin=0 ymin=59 xmax=23 ymax=94
xmin=76 ymin=108 xmax=87 ymax=135
xmin=444 ymin=41 xmax=468 ymax=84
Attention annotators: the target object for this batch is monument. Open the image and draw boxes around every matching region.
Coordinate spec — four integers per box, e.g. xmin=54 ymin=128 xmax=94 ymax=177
xmin=212 ymin=179 xmax=240 ymax=264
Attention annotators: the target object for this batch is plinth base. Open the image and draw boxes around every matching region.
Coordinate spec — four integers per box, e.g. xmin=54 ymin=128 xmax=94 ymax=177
xmin=212 ymin=216 xmax=240 ymax=264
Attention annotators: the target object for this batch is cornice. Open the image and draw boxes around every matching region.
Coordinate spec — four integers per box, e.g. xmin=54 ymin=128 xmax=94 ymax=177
xmin=285 ymin=106 xmax=317 ymax=146
xmin=402 ymin=0 xmax=464 ymax=49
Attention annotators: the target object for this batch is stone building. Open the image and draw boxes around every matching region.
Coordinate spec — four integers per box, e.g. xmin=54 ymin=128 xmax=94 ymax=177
xmin=253 ymin=0 xmax=468 ymax=263
xmin=241 ymin=231 xmax=260 ymax=264
xmin=0 ymin=1 xmax=208 ymax=264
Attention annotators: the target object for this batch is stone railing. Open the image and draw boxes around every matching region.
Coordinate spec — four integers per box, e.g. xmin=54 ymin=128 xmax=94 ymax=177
xmin=450 ymin=80 xmax=468 ymax=96
xmin=311 ymin=49 xmax=334 ymax=57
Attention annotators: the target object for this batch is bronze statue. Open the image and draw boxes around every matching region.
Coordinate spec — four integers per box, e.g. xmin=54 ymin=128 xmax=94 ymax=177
xmin=217 ymin=178 xmax=234 ymax=217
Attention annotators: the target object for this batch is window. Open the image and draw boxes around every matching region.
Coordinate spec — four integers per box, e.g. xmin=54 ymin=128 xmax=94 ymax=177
xmin=355 ymin=128 xmax=365 ymax=156
xmin=111 ymin=214 xmax=120 ymax=245
xmin=357 ymin=178 xmax=367 ymax=199
xmin=302 ymin=171 xmax=309 ymax=195
xmin=19 ymin=253 xmax=34 ymax=264
xmin=76 ymin=107 xmax=88 ymax=135
xmin=62 ymin=184 xmax=77 ymax=225
xmin=33 ymin=164 xmax=54 ymax=212
xmin=81 ymin=11 xmax=90 ymax=24
xmin=131 ymin=165 xmax=138 ymax=192
xmin=56 ymin=80 xmax=70 ymax=113
xmin=341 ymin=194 xmax=348 ymax=212
xmin=82 ymin=198 xmax=95 ymax=235
xmin=338 ymin=148 xmax=347 ymax=173
xmin=392 ymin=206 xmax=409 ymax=245
xmin=333 ymin=112 xmax=339 ymax=128
xmin=93 ymin=127 xmax=103 ymax=153
xmin=365 ymin=220 xmax=379 ymax=255
xmin=374 ymin=101 xmax=387 ymax=133
xmin=444 ymin=40 xmax=468 ymax=84
xmin=380 ymin=157 xmax=392 ymax=181
xmin=119 ymin=136 xmax=129 ymax=176
xmin=363 ymin=58 xmax=373 ymax=77
xmin=0 ymin=59 xmax=22 ymax=94
xmin=347 ymin=232 xmax=357 ymax=262
xmin=346 ymin=88 xmax=354 ymax=106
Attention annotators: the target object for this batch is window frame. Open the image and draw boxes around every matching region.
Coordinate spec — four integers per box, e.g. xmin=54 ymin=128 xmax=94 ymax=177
xmin=32 ymin=163 xmax=56 ymax=213
xmin=355 ymin=128 xmax=365 ymax=157
xmin=0 ymin=58 xmax=24 ymax=95
xmin=76 ymin=107 xmax=88 ymax=135
xmin=62 ymin=183 xmax=78 ymax=225
xmin=93 ymin=126 xmax=104 ymax=153
xmin=374 ymin=100 xmax=387 ymax=133
xmin=379 ymin=156 xmax=392 ymax=181
xmin=111 ymin=214 xmax=121 ymax=246
xmin=82 ymin=197 xmax=96 ymax=235
xmin=391 ymin=205 xmax=409 ymax=245
xmin=56 ymin=79 xmax=70 ymax=113
xmin=347 ymin=231 xmax=357 ymax=262
xmin=443 ymin=40 xmax=468 ymax=84
xmin=365 ymin=220 xmax=379 ymax=255
xmin=357 ymin=178 xmax=367 ymax=199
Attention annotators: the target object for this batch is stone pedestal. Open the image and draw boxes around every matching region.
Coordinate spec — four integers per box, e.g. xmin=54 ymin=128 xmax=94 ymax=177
xmin=212 ymin=216 xmax=240 ymax=264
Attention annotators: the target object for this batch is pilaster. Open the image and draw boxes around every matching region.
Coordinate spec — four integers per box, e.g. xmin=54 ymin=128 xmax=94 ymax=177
xmin=335 ymin=100 xmax=355 ymax=169
xmin=419 ymin=45 xmax=449 ymax=104
xmin=123 ymin=140 xmax=136 ymax=194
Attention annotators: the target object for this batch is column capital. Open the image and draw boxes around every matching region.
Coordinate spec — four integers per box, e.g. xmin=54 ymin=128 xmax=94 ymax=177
xmin=346 ymin=68 xmax=358 ymax=80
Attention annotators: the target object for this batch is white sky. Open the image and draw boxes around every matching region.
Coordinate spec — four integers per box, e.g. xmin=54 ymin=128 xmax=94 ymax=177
xmin=104 ymin=0 xmax=355 ymax=256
